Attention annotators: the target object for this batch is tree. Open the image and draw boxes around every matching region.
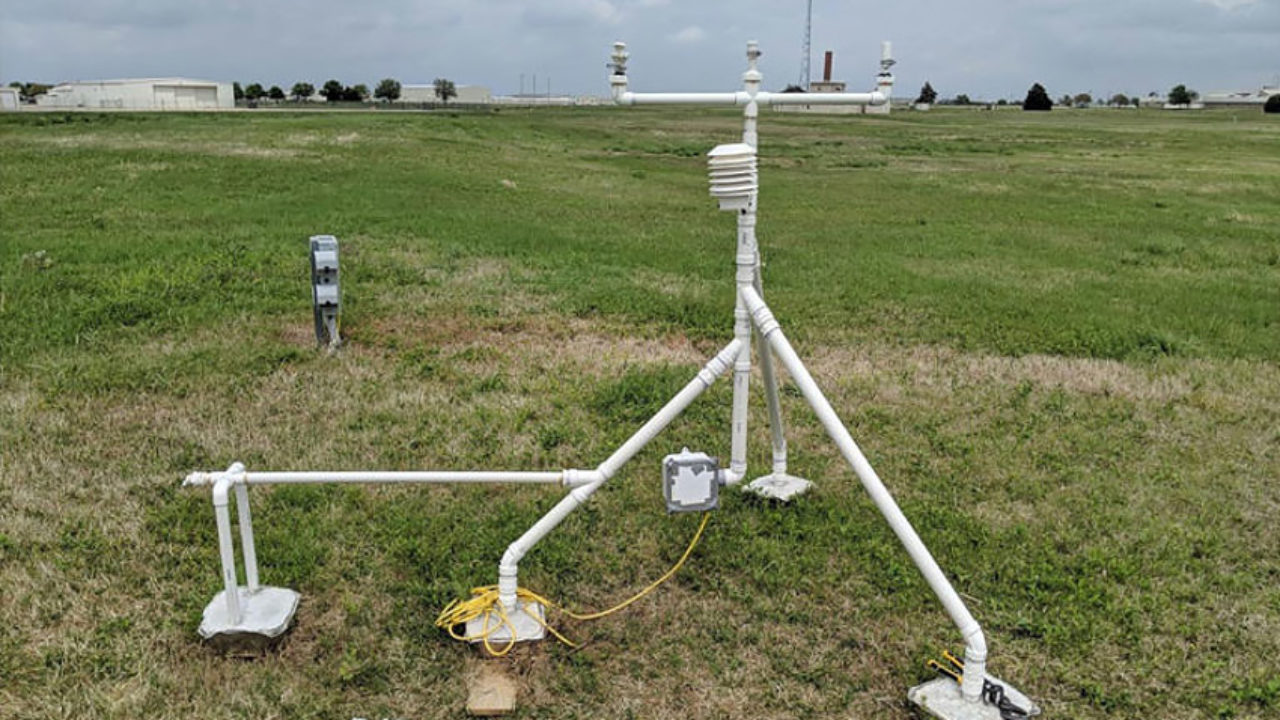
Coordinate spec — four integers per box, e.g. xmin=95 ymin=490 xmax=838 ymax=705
xmin=341 ymin=84 xmax=369 ymax=102
xmin=320 ymin=79 xmax=344 ymax=102
xmin=1265 ymin=94 xmax=1280 ymax=114
xmin=244 ymin=83 xmax=265 ymax=101
xmin=1110 ymin=93 xmax=1129 ymax=107
xmin=1058 ymin=94 xmax=1072 ymax=107
xmin=953 ymin=93 xmax=971 ymax=106
xmin=291 ymin=82 xmax=315 ymax=101
xmin=268 ymin=85 xmax=285 ymax=101
xmin=915 ymin=81 xmax=937 ymax=104
xmin=434 ymin=77 xmax=457 ymax=104
xmin=10 ymin=81 xmax=50 ymax=101
xmin=374 ymin=77 xmax=402 ymax=102
xmin=1073 ymin=92 xmax=1092 ymax=106
xmin=1168 ymin=84 xmax=1197 ymax=106
xmin=1023 ymin=83 xmax=1053 ymax=111
xmin=780 ymin=84 xmax=806 ymax=93
xmin=233 ymin=82 xmax=244 ymax=101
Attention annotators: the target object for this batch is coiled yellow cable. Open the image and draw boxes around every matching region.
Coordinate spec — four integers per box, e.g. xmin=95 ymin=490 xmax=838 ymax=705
xmin=435 ymin=512 xmax=711 ymax=656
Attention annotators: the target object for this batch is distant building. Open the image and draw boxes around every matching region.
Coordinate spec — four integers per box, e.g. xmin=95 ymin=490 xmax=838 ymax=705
xmin=776 ymin=45 xmax=895 ymax=115
xmin=400 ymin=84 xmax=492 ymax=104
xmin=1202 ymin=86 xmax=1278 ymax=107
xmin=492 ymin=94 xmax=577 ymax=106
xmin=36 ymin=78 xmax=233 ymax=110
xmin=0 ymin=87 xmax=19 ymax=111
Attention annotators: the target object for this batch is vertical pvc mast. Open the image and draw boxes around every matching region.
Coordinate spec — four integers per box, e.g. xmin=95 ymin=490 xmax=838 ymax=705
xmin=740 ymin=285 xmax=988 ymax=702
xmin=730 ymin=40 xmax=763 ymax=480
xmin=741 ymin=39 xmax=791 ymax=478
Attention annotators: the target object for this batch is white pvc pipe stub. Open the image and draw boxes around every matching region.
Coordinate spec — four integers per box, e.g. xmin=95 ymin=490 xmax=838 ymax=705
xmin=909 ymin=675 xmax=1041 ymax=720
xmin=199 ymin=586 xmax=300 ymax=651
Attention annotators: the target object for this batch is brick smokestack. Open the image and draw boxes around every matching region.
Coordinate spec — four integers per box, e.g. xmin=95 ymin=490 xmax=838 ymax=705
xmin=823 ymin=51 xmax=833 ymax=82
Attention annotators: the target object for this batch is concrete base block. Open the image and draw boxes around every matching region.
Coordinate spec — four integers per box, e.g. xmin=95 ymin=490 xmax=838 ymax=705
xmin=464 ymin=600 xmax=546 ymax=647
xmin=199 ymin=586 xmax=299 ymax=652
xmin=744 ymin=473 xmax=813 ymax=502
xmin=908 ymin=676 xmax=1039 ymax=720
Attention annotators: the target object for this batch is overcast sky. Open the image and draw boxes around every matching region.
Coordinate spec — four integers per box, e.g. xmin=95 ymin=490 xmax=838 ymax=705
xmin=2 ymin=0 xmax=1277 ymax=99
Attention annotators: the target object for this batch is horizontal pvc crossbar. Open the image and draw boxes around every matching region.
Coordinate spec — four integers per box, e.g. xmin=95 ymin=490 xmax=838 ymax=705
xmin=185 ymin=469 xmax=577 ymax=487
xmin=616 ymin=90 xmax=886 ymax=107
xmin=243 ymin=471 xmax=565 ymax=485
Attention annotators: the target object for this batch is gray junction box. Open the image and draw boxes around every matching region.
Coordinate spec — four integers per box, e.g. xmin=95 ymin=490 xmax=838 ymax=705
xmin=662 ymin=448 xmax=721 ymax=513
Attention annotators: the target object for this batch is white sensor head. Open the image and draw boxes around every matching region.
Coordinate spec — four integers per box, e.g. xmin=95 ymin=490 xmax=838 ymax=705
xmin=707 ymin=143 xmax=757 ymax=211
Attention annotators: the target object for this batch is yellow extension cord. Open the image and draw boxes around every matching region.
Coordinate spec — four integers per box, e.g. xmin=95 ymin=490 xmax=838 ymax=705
xmin=434 ymin=512 xmax=711 ymax=657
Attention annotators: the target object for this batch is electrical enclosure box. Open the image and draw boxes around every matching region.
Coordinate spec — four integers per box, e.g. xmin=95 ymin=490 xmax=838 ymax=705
xmin=309 ymin=235 xmax=340 ymax=348
xmin=662 ymin=448 xmax=721 ymax=513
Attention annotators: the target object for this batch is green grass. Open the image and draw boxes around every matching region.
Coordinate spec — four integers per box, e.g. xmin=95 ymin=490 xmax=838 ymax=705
xmin=1 ymin=106 xmax=1278 ymax=719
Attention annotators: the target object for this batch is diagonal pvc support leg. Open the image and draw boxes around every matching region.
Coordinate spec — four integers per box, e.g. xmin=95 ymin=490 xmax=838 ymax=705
xmin=740 ymin=286 xmax=1037 ymax=716
xmin=475 ymin=339 xmax=743 ymax=645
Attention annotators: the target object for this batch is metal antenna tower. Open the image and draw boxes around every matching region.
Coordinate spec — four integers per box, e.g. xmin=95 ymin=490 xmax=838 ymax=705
xmin=799 ymin=0 xmax=812 ymax=88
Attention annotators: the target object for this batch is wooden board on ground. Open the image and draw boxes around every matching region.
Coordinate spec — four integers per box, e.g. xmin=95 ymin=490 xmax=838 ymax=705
xmin=466 ymin=663 xmax=517 ymax=716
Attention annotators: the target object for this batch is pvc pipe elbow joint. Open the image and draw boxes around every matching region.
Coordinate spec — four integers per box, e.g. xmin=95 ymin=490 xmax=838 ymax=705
xmin=212 ymin=477 xmax=232 ymax=507
xmin=961 ymin=624 xmax=988 ymax=701
xmin=210 ymin=463 xmax=246 ymax=506
xmin=963 ymin=624 xmax=988 ymax=660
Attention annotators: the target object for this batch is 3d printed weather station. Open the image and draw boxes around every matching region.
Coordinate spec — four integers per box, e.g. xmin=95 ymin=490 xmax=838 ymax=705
xmin=183 ymin=41 xmax=1039 ymax=720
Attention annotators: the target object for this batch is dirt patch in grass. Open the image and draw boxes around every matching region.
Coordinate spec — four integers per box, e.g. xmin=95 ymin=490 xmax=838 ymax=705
xmin=27 ymin=133 xmax=306 ymax=159
xmin=805 ymin=343 xmax=1200 ymax=404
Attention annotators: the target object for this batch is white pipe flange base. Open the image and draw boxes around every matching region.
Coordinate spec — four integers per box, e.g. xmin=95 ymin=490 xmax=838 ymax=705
xmin=464 ymin=600 xmax=547 ymax=646
xmin=744 ymin=473 xmax=813 ymax=502
xmin=908 ymin=675 xmax=1040 ymax=720
xmin=199 ymin=586 xmax=300 ymax=642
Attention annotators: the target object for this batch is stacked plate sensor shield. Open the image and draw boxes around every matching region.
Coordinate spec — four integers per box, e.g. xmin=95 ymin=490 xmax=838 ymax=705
xmin=708 ymin=143 xmax=757 ymax=211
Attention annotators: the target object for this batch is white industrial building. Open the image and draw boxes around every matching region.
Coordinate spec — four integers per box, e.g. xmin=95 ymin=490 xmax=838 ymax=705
xmin=0 ymin=87 xmax=19 ymax=111
xmin=36 ymin=78 xmax=234 ymax=110
xmin=400 ymin=84 xmax=492 ymax=104
xmin=1202 ymin=86 xmax=1278 ymax=107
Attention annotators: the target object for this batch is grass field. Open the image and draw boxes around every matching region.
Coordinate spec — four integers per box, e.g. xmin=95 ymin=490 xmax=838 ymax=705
xmin=1 ymin=105 xmax=1278 ymax=719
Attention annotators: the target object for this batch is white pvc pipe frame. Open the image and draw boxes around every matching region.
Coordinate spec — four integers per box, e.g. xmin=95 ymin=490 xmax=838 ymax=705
xmin=185 ymin=38 xmax=989 ymax=704
xmin=609 ymin=40 xmax=990 ymax=703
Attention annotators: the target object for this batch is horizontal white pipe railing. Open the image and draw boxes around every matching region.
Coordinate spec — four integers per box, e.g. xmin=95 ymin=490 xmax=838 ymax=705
xmin=615 ymin=90 xmax=886 ymax=108
xmin=764 ymin=91 xmax=885 ymax=106
xmin=618 ymin=91 xmax=740 ymax=105
xmin=739 ymin=285 xmax=987 ymax=703
xmin=185 ymin=469 xmax=590 ymax=487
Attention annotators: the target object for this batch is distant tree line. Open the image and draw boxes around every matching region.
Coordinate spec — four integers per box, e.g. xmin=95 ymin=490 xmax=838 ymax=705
xmin=229 ymin=77 xmax=458 ymax=105
xmin=902 ymin=81 xmax=1222 ymax=112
